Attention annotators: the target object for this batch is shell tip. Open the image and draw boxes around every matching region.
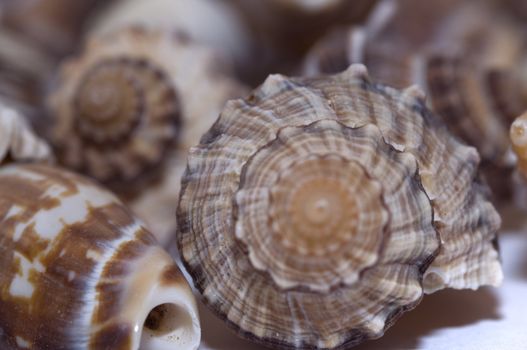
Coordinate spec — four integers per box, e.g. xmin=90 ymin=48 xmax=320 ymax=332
xmin=402 ymin=84 xmax=427 ymax=105
xmin=345 ymin=64 xmax=370 ymax=82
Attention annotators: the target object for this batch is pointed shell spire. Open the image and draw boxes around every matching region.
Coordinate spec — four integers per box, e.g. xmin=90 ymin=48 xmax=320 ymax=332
xmin=175 ymin=65 xmax=502 ymax=349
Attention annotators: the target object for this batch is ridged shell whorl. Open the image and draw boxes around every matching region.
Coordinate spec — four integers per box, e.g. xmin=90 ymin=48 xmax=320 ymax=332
xmin=176 ymin=65 xmax=502 ymax=349
xmin=47 ymin=27 xmax=182 ymax=187
xmin=0 ymin=163 xmax=200 ymax=350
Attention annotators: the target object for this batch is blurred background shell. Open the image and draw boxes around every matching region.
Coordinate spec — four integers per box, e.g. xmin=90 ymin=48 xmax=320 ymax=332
xmin=175 ymin=66 xmax=502 ymax=349
xmin=46 ymin=26 xmax=247 ymax=244
xmin=0 ymin=105 xmax=200 ymax=350
xmin=88 ymin=0 xmax=254 ymax=83
xmin=0 ymin=0 xmax=114 ymax=119
xmin=0 ymin=103 xmax=52 ymax=164
xmin=303 ymin=0 xmax=527 ymax=201
xmin=228 ymin=0 xmax=378 ymax=84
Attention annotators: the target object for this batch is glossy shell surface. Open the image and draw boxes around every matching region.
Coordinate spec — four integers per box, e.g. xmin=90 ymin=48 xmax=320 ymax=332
xmin=0 ymin=109 xmax=200 ymax=350
xmin=176 ymin=66 xmax=502 ymax=349
xmin=0 ymin=163 xmax=200 ymax=350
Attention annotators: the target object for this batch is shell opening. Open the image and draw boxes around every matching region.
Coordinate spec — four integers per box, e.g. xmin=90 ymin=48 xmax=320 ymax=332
xmin=140 ymin=303 xmax=196 ymax=350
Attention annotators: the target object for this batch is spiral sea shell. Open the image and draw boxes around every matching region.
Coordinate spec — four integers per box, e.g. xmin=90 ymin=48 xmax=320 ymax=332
xmin=176 ymin=65 xmax=502 ymax=349
xmin=47 ymin=26 xmax=246 ymax=243
xmin=0 ymin=109 xmax=200 ymax=349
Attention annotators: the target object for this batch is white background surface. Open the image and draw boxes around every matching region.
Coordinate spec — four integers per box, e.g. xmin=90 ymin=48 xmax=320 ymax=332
xmin=198 ymin=206 xmax=527 ymax=350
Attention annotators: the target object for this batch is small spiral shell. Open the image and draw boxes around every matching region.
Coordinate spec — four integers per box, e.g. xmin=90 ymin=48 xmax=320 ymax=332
xmin=47 ymin=28 xmax=181 ymax=188
xmin=175 ymin=65 xmax=502 ymax=349
xmin=47 ymin=27 xmax=246 ymax=243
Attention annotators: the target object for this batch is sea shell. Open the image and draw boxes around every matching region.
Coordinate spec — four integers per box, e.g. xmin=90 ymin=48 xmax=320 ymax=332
xmin=176 ymin=65 xmax=502 ymax=349
xmin=511 ymin=112 xmax=527 ymax=179
xmin=88 ymin=0 xmax=253 ymax=79
xmin=46 ymin=26 xmax=246 ymax=243
xmin=230 ymin=0 xmax=377 ymax=84
xmin=0 ymin=104 xmax=52 ymax=164
xmin=0 ymin=109 xmax=200 ymax=350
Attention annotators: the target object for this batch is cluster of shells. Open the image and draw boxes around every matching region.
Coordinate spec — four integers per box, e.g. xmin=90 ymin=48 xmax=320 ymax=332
xmin=0 ymin=0 xmax=526 ymax=349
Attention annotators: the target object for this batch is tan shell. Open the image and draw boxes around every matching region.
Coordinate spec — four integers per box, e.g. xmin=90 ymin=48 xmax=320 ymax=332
xmin=0 ymin=104 xmax=52 ymax=164
xmin=0 ymin=115 xmax=200 ymax=350
xmin=47 ymin=26 xmax=246 ymax=244
xmin=176 ymin=65 xmax=502 ymax=349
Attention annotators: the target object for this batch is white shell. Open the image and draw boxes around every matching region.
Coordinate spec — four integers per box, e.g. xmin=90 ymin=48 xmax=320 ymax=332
xmin=0 ymin=104 xmax=52 ymax=163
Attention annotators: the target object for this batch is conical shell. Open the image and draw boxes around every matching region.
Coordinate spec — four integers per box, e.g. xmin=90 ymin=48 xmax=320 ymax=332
xmin=46 ymin=26 xmax=246 ymax=244
xmin=175 ymin=65 xmax=502 ymax=349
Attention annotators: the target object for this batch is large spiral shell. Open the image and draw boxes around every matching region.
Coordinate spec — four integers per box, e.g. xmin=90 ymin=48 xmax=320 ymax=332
xmin=175 ymin=65 xmax=502 ymax=349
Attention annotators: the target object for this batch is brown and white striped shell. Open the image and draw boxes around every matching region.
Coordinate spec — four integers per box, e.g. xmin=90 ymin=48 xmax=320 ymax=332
xmin=0 ymin=108 xmax=200 ymax=350
xmin=176 ymin=66 xmax=502 ymax=349
xmin=47 ymin=26 xmax=246 ymax=244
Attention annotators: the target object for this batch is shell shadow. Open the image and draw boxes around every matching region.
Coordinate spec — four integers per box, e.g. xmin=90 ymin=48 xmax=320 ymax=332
xmin=198 ymin=301 xmax=269 ymax=350
xmin=198 ymin=287 xmax=500 ymax=350
xmin=355 ymin=287 xmax=501 ymax=350
xmin=499 ymin=204 xmax=527 ymax=232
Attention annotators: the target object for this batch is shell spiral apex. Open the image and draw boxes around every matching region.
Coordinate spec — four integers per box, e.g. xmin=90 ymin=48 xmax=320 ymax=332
xmin=176 ymin=65 xmax=502 ymax=349
xmin=47 ymin=27 xmax=182 ymax=188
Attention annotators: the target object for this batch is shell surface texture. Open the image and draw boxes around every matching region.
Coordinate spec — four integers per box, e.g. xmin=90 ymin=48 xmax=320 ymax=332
xmin=0 ymin=107 xmax=200 ymax=349
xmin=176 ymin=65 xmax=502 ymax=349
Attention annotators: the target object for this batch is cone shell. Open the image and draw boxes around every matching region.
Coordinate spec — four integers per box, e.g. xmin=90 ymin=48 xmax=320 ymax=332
xmin=0 ymin=162 xmax=200 ymax=350
xmin=176 ymin=65 xmax=502 ymax=349
xmin=47 ymin=26 xmax=246 ymax=244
